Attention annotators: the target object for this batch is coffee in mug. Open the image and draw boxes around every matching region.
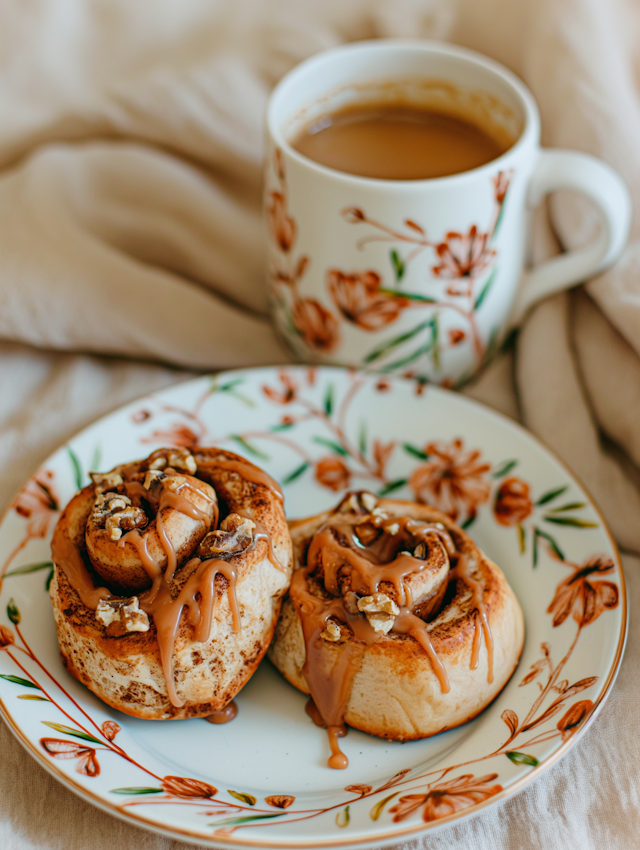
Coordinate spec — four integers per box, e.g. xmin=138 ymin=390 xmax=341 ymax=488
xmin=292 ymin=101 xmax=514 ymax=180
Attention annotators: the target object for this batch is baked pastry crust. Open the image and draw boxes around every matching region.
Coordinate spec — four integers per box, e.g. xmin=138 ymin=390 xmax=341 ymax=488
xmin=50 ymin=448 xmax=292 ymax=720
xmin=268 ymin=494 xmax=524 ymax=742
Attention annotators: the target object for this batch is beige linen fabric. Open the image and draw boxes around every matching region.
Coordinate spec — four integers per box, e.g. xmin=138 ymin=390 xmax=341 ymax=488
xmin=1 ymin=0 xmax=640 ymax=847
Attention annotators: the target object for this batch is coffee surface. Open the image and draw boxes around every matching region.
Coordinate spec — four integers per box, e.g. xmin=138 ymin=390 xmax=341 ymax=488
xmin=292 ymin=103 xmax=510 ymax=180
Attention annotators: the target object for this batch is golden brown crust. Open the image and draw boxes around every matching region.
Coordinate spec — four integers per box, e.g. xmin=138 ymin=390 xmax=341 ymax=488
xmin=50 ymin=448 xmax=293 ymax=720
xmin=269 ymin=496 xmax=524 ymax=740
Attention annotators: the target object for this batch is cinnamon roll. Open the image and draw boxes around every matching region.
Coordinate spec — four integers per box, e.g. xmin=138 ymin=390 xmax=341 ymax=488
xmin=50 ymin=447 xmax=293 ymax=720
xmin=268 ymin=491 xmax=524 ymax=767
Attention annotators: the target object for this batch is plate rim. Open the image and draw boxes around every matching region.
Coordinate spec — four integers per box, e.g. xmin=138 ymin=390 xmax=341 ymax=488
xmin=0 ymin=365 xmax=628 ymax=849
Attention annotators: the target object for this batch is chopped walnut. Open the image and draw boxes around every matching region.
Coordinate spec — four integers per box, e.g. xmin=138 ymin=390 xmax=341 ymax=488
xmin=143 ymin=469 xmax=165 ymax=489
xmin=167 ymin=449 xmax=197 ymax=474
xmin=343 ymin=590 xmax=360 ymax=615
xmin=96 ymin=597 xmax=150 ymax=635
xmin=357 ymin=592 xmax=400 ymax=634
xmin=148 ymin=456 xmax=168 ymax=470
xmin=198 ymin=514 xmax=255 ymax=560
xmin=414 ymin=542 xmax=427 ymax=558
xmin=90 ymin=471 xmax=124 ymax=495
xmin=105 ymin=506 xmax=148 ymax=540
xmin=90 ymin=492 xmax=133 ymax=526
xmin=386 ymin=522 xmax=400 ymax=535
xmin=321 ymin=620 xmax=342 ymax=642
xmin=360 ymin=492 xmax=377 ymax=512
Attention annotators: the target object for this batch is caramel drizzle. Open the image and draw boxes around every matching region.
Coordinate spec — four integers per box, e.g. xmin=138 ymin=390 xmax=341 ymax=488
xmin=206 ymin=700 xmax=238 ymax=724
xmin=51 ymin=527 xmax=113 ymax=609
xmin=291 ymin=512 xmax=493 ymax=768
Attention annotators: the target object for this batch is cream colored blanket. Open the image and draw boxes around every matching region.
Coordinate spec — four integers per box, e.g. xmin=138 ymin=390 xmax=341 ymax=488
xmin=2 ymin=0 xmax=640 ymax=848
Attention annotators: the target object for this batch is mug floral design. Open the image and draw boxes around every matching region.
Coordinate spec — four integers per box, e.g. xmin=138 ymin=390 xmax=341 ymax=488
xmin=328 ymin=269 xmax=409 ymax=331
xmin=494 ymin=477 xmax=533 ymax=526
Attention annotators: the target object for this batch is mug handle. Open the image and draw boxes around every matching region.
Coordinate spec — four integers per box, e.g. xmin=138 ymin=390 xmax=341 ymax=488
xmin=509 ymin=149 xmax=631 ymax=326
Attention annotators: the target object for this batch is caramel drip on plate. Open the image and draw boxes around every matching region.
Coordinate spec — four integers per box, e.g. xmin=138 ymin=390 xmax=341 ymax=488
xmin=205 ymin=700 xmax=238 ymax=724
xmin=291 ymin=506 xmax=493 ymax=768
xmin=51 ymin=526 xmax=113 ymax=609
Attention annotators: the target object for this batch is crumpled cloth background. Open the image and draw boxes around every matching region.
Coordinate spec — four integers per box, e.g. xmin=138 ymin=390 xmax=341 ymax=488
xmin=2 ymin=0 xmax=640 ymax=848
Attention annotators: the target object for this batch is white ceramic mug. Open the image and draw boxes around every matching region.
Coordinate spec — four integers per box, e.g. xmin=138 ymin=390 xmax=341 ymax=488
xmin=265 ymin=40 xmax=631 ymax=385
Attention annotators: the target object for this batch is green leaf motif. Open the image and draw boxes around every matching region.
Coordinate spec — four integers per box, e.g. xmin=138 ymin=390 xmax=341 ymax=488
xmin=364 ymin=320 xmax=432 ymax=364
xmin=543 ymin=516 xmax=598 ymax=529
xmin=370 ymin=793 xmax=398 ymax=821
xmin=336 ymin=806 xmax=350 ymax=828
xmin=517 ymin=524 xmax=526 ymax=554
xmin=41 ymin=722 xmax=102 ymax=745
xmin=494 ymin=202 xmax=507 ymax=236
xmin=536 ymin=486 xmax=568 ymax=506
xmin=324 ymin=384 xmax=334 ymax=416
xmin=430 ymin=314 xmax=440 ymax=371
xmin=231 ymin=436 xmax=269 ymax=461
xmin=506 ymin=751 xmax=539 ymax=767
xmin=390 ymin=249 xmax=405 ymax=282
xmin=548 ymin=502 xmax=587 ymax=513
xmin=111 ymin=787 xmax=164 ymax=795
xmin=6 ymin=561 xmax=53 ymax=577
xmin=359 ymin=424 xmax=367 ymax=456
xmin=403 ymin=443 xmax=429 ymax=461
xmin=46 ymin=566 xmax=54 ymax=592
xmin=17 ymin=694 xmax=50 ymax=701
xmin=533 ymin=527 xmax=565 ymax=565
xmin=312 ymin=437 xmax=348 ymax=456
xmin=270 ymin=421 xmax=294 ymax=432
xmin=90 ymin=445 xmax=102 ymax=474
xmin=474 ymin=268 xmax=497 ymax=310
xmin=211 ymin=814 xmax=282 ymax=827
xmin=67 ymin=446 xmax=84 ymax=490
xmin=227 ymin=790 xmax=257 ymax=806
xmin=377 ymin=479 xmax=408 ymax=497
xmin=460 ymin=515 xmax=477 ymax=530
xmin=0 ymin=675 xmax=40 ymax=689
xmin=282 ymin=462 xmax=310 ymax=485
xmin=381 ymin=341 xmax=434 ymax=374
xmin=7 ymin=598 xmax=20 ymax=625
xmin=491 ymin=459 xmax=518 ymax=479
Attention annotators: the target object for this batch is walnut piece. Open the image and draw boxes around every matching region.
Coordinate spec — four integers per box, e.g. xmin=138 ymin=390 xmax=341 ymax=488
xmin=321 ymin=620 xmax=342 ymax=642
xmin=143 ymin=469 xmax=165 ymax=489
xmin=105 ymin=505 xmax=148 ymax=540
xmin=90 ymin=471 xmax=124 ymax=495
xmin=96 ymin=597 xmax=150 ymax=635
xmin=198 ymin=514 xmax=255 ymax=560
xmin=357 ymin=592 xmax=400 ymax=634
xmin=337 ymin=491 xmax=379 ymax=515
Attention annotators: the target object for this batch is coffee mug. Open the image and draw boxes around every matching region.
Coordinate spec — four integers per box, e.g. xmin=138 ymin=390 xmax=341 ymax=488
xmin=264 ymin=40 xmax=631 ymax=385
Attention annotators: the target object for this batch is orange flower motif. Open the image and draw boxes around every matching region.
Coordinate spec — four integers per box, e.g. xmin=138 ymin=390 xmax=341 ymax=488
xmin=409 ymin=438 xmax=491 ymax=521
xmin=389 ymin=773 xmax=502 ymax=823
xmin=433 ymin=225 xmax=495 ymax=281
xmin=328 ymin=270 xmax=408 ymax=331
xmin=0 ymin=625 xmax=14 ymax=647
xmin=292 ymin=298 xmax=340 ymax=353
xmin=265 ymin=795 xmax=295 ymax=808
xmin=262 ymin=371 xmax=297 ymax=404
xmin=493 ymin=170 xmax=511 ymax=204
xmin=161 ymin=775 xmax=218 ymax=798
xmin=268 ymin=191 xmax=297 ymax=253
xmin=448 ymin=328 xmax=466 ymax=346
xmin=493 ymin=477 xmax=533 ymax=526
xmin=547 ymin=556 xmax=618 ymax=629
xmin=13 ymin=470 xmax=58 ymax=538
xmin=40 ymin=739 xmax=100 ymax=776
xmin=101 ymin=721 xmax=121 ymax=741
xmin=142 ymin=424 xmax=200 ymax=448
xmin=556 ymin=699 xmax=593 ymax=741
xmin=315 ymin=457 xmax=351 ymax=492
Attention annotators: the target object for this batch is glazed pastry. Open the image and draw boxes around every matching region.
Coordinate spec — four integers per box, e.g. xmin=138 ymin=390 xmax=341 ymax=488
xmin=50 ymin=447 xmax=292 ymax=720
xmin=268 ymin=491 xmax=524 ymax=767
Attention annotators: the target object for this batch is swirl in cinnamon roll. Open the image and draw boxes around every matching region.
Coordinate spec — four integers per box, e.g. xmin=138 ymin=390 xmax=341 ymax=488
xmin=268 ymin=491 xmax=524 ymax=768
xmin=50 ymin=447 xmax=293 ymax=719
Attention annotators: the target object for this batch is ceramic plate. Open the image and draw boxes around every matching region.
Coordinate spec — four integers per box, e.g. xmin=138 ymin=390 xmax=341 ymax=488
xmin=0 ymin=367 xmax=626 ymax=849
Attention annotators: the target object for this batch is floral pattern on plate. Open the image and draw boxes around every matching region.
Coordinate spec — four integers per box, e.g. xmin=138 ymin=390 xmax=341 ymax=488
xmin=0 ymin=367 xmax=626 ymax=849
